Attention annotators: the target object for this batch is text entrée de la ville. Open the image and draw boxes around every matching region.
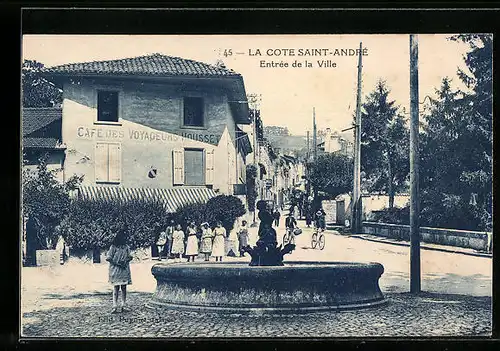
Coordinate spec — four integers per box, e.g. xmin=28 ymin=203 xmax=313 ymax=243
xmin=219 ymin=47 xmax=369 ymax=69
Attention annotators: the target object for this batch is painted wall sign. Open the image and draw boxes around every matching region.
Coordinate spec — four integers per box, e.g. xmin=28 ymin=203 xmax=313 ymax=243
xmin=76 ymin=126 xmax=220 ymax=144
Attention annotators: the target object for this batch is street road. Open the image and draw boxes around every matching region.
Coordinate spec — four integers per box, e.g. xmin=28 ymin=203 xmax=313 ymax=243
xmin=22 ymin=216 xmax=491 ymax=316
xmin=274 ymin=218 xmax=491 ymax=297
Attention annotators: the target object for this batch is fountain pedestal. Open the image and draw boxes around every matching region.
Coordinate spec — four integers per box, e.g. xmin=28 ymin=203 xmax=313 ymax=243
xmin=149 ymin=261 xmax=385 ymax=313
xmin=149 ymin=203 xmax=386 ymax=314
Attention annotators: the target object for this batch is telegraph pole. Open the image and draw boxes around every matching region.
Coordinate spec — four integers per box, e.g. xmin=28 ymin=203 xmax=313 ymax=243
xmin=306 ymin=130 xmax=311 ymax=198
xmin=409 ymin=34 xmax=421 ymax=293
xmin=312 ymin=108 xmax=318 ymax=210
xmin=313 ymin=108 xmax=317 ymax=162
xmin=351 ymin=42 xmax=363 ymax=234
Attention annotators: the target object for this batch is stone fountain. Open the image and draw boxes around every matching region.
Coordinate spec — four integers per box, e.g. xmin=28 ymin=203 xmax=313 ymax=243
xmin=149 ymin=200 xmax=386 ymax=313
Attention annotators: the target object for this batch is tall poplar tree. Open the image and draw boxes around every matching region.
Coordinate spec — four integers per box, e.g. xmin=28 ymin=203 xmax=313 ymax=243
xmin=360 ymin=80 xmax=410 ymax=208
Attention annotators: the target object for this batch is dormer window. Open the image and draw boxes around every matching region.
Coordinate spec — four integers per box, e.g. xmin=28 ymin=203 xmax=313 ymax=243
xmin=97 ymin=91 xmax=119 ymax=122
xmin=183 ymin=97 xmax=204 ymax=127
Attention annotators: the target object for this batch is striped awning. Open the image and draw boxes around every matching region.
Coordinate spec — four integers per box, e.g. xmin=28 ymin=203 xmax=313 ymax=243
xmin=78 ymin=186 xmax=217 ymax=213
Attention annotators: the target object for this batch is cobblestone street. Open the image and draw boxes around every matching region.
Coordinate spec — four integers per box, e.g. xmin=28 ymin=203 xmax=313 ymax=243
xmin=22 ymin=290 xmax=491 ymax=337
xmin=21 ymin=222 xmax=492 ymax=338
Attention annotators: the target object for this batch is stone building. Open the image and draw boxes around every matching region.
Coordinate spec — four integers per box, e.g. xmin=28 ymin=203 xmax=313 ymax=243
xmin=42 ymin=53 xmax=252 ymax=210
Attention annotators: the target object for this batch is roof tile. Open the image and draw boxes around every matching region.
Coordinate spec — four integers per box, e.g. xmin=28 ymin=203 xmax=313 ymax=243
xmin=22 ymin=108 xmax=62 ymax=136
xmin=43 ymin=53 xmax=240 ymax=78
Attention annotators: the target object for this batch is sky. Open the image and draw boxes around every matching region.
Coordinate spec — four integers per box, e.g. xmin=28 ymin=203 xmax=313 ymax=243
xmin=22 ymin=34 xmax=471 ymax=136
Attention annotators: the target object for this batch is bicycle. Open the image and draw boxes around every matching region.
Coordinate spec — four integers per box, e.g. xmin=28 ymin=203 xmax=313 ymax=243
xmin=283 ymin=228 xmax=296 ymax=246
xmin=311 ymin=227 xmax=325 ymax=250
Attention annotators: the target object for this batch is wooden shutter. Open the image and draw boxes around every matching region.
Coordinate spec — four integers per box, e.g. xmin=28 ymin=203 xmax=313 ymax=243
xmin=108 ymin=143 xmax=122 ymax=183
xmin=95 ymin=143 xmax=108 ymax=182
xmin=205 ymin=149 xmax=215 ymax=185
xmin=172 ymin=149 xmax=184 ymax=185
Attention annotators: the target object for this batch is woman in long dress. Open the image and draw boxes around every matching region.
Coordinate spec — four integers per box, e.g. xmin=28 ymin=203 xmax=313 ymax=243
xmin=226 ymin=220 xmax=239 ymax=257
xmin=238 ymin=220 xmax=249 ymax=257
xmin=170 ymin=224 xmax=185 ymax=263
xmin=185 ymin=222 xmax=199 ymax=262
xmin=199 ymin=222 xmax=214 ymax=261
xmin=211 ymin=221 xmax=226 ymax=262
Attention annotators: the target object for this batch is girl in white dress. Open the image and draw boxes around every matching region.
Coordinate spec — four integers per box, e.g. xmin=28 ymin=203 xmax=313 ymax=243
xmin=170 ymin=224 xmax=185 ymax=263
xmin=185 ymin=222 xmax=199 ymax=262
xmin=199 ymin=222 xmax=214 ymax=261
xmin=211 ymin=221 xmax=226 ymax=262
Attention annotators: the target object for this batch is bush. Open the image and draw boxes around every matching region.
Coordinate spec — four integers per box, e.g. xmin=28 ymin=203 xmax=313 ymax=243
xmin=371 ymin=206 xmax=410 ymax=225
xmin=22 ymin=154 xmax=83 ymax=250
xmin=171 ymin=195 xmax=246 ymax=233
xmin=59 ymin=198 xmax=170 ymax=251
xmin=206 ymin=195 xmax=246 ymax=232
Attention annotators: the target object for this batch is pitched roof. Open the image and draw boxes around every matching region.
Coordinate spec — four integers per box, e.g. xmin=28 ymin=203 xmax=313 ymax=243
xmin=43 ymin=53 xmax=241 ymax=78
xmin=23 ymin=137 xmax=60 ymax=149
xmin=22 ymin=108 xmax=62 ymax=136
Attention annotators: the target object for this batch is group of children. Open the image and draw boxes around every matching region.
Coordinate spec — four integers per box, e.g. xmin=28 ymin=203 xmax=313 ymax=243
xmin=155 ymin=219 xmax=250 ymax=263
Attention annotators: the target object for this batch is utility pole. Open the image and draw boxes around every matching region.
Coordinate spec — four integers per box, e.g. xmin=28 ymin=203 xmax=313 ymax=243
xmin=351 ymin=42 xmax=363 ymax=234
xmin=409 ymin=34 xmax=421 ymax=294
xmin=306 ymin=130 xmax=311 ymax=198
xmin=312 ymin=108 xmax=318 ymax=210
xmin=313 ymin=108 xmax=317 ymax=162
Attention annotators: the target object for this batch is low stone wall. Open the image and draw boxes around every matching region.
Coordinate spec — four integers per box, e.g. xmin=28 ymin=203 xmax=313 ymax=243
xmin=65 ymin=247 xmax=153 ymax=265
xmin=362 ymin=222 xmax=492 ymax=252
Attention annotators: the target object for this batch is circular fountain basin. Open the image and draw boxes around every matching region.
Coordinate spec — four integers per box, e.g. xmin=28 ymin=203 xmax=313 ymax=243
xmin=149 ymin=261 xmax=386 ymax=314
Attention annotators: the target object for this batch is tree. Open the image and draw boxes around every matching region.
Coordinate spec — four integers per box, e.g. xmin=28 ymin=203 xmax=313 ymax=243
xmin=419 ymin=34 xmax=493 ymax=231
xmin=309 ymin=153 xmax=353 ymax=200
xmin=360 ymin=80 xmax=410 ymax=208
xmin=22 ymin=154 xmax=83 ymax=250
xmin=22 ymin=59 xmax=62 ymax=108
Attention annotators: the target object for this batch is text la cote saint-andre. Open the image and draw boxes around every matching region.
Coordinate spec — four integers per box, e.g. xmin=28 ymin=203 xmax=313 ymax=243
xmin=249 ymin=47 xmax=369 ymax=68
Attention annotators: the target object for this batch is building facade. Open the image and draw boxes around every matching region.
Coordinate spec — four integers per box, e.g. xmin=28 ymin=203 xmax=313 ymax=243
xmin=43 ymin=53 xmax=252 ymax=209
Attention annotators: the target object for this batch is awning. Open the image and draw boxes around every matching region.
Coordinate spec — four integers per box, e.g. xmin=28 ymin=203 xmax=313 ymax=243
xmin=78 ymin=186 xmax=217 ymax=213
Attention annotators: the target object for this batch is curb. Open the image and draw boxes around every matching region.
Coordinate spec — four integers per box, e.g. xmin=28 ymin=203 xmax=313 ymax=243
xmin=347 ymin=234 xmax=492 ymax=258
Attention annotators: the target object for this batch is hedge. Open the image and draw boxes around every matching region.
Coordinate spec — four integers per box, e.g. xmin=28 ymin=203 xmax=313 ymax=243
xmin=59 ymin=198 xmax=170 ymax=251
xmin=172 ymin=195 xmax=246 ymax=233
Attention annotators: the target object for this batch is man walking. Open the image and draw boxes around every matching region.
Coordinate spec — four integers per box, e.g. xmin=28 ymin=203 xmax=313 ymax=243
xmin=273 ymin=208 xmax=281 ymax=227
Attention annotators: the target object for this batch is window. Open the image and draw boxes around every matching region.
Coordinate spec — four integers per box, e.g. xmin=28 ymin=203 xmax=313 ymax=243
xmin=172 ymin=148 xmax=214 ymax=186
xmin=95 ymin=142 xmax=121 ymax=183
xmin=97 ymin=91 xmax=119 ymax=122
xmin=183 ymin=97 xmax=204 ymax=127
xmin=184 ymin=149 xmax=205 ymax=186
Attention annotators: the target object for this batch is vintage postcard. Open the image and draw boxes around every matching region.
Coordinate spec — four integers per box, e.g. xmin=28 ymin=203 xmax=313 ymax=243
xmin=21 ymin=33 xmax=492 ymax=338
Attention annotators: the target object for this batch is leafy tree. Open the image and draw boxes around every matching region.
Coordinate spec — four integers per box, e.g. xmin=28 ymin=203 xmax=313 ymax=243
xmin=420 ymin=77 xmax=492 ymax=231
xmin=360 ymin=80 xmax=410 ymax=208
xmin=309 ymin=153 xmax=353 ymax=200
xmin=417 ymin=34 xmax=492 ymax=231
xmin=246 ymin=164 xmax=258 ymax=212
xmin=22 ymin=154 xmax=83 ymax=249
xmin=22 ymin=59 xmax=62 ymax=108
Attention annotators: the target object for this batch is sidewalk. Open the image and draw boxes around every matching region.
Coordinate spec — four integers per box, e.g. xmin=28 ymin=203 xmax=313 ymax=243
xmin=341 ymin=232 xmax=492 ymax=259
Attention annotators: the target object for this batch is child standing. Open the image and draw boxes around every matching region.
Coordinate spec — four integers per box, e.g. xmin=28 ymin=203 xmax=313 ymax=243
xmin=170 ymin=224 xmax=185 ymax=263
xmin=106 ymin=230 xmax=133 ymax=314
xmin=185 ymin=221 xmax=199 ymax=262
xmin=211 ymin=221 xmax=226 ymax=262
xmin=199 ymin=222 xmax=214 ymax=261
xmin=238 ymin=220 xmax=249 ymax=257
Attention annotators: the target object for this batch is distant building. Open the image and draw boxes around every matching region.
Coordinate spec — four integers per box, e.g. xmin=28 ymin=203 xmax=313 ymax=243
xmin=22 ymin=107 xmax=66 ymax=182
xmin=317 ymin=128 xmax=354 ymax=157
xmin=264 ymin=125 xmax=290 ymax=137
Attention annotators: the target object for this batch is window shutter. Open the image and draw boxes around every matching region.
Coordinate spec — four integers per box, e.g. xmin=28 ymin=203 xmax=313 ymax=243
xmin=205 ymin=149 xmax=215 ymax=185
xmin=108 ymin=143 xmax=122 ymax=183
xmin=172 ymin=149 xmax=184 ymax=185
xmin=95 ymin=143 xmax=108 ymax=182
